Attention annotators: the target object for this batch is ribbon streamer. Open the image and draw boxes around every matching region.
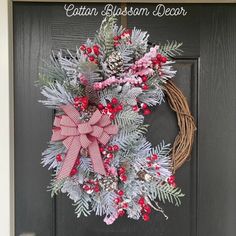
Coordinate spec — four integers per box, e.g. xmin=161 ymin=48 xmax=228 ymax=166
xmin=51 ymin=104 xmax=118 ymax=180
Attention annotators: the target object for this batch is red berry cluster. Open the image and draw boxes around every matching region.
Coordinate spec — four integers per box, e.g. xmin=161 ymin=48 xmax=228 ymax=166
xmin=133 ymin=75 xmax=150 ymax=92
xmin=140 ymin=75 xmax=149 ymax=91
xmin=132 ymin=102 xmax=151 ymax=116
xmin=138 ymin=197 xmax=152 ymax=221
xmin=152 ymin=53 xmax=167 ymax=66
xmin=99 ymin=144 xmax=120 ymax=168
xmin=146 ymin=154 xmax=160 ymax=175
xmin=114 ymin=189 xmax=128 ymax=217
xmin=73 ymin=96 xmax=89 ymax=110
xmin=167 ymin=175 xmax=176 ymax=188
xmin=118 ymin=166 xmax=127 ymax=182
xmin=83 ymin=179 xmax=100 ymax=193
xmin=113 ymin=29 xmax=132 ymax=47
xmin=98 ymin=97 xmax=123 ymax=120
xmin=151 ymin=54 xmax=167 ymax=76
xmin=70 ymin=158 xmax=80 ymax=177
xmin=79 ymin=44 xmax=100 ymax=64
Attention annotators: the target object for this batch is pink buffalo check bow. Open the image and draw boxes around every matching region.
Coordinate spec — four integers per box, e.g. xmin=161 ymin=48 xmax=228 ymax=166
xmin=51 ymin=104 xmax=118 ymax=180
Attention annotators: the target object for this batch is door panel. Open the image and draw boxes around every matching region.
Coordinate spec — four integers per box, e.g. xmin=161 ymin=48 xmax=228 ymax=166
xmin=13 ymin=3 xmax=236 ymax=236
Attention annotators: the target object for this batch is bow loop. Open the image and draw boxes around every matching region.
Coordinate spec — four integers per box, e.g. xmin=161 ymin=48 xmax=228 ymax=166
xmin=60 ymin=115 xmax=77 ymax=127
xmin=89 ymin=109 xmax=102 ymax=125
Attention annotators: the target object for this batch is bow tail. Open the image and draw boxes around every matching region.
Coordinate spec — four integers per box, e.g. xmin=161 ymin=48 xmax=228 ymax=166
xmin=88 ymin=140 xmax=106 ymax=176
xmin=57 ymin=136 xmax=81 ymax=180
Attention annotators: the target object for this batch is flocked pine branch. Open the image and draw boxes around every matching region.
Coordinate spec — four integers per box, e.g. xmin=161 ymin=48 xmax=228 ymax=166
xmin=48 ymin=177 xmax=65 ymax=197
xmin=96 ymin=16 xmax=117 ymax=56
xmin=148 ymin=182 xmax=184 ymax=206
xmin=39 ymin=81 xmax=74 ymax=109
xmin=131 ymin=27 xmax=149 ymax=59
xmin=159 ymin=40 xmax=183 ymax=58
xmin=74 ymin=193 xmax=91 ymax=217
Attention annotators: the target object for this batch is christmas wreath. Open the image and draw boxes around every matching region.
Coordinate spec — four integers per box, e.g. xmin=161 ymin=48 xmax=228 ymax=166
xmin=37 ymin=16 xmax=196 ymax=224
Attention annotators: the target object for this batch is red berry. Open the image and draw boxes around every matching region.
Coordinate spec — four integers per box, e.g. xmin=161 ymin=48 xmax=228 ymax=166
xmin=108 ymin=107 xmax=115 ymax=114
xmin=107 ymin=146 xmax=113 ymax=152
xmin=93 ymin=44 xmax=99 ymax=50
xmin=56 ymin=154 xmax=62 ymax=162
xmin=89 ymin=56 xmax=95 ymax=61
xmin=141 ymin=103 xmax=148 ymax=109
xmin=113 ymin=36 xmax=120 ymax=41
xmin=120 ymin=175 xmax=127 ymax=182
xmin=98 ymin=103 xmax=104 ymax=110
xmin=118 ymin=167 xmax=126 ymax=174
xmin=132 ymin=105 xmax=139 ymax=112
xmin=80 ymin=45 xmax=86 ymax=51
xmin=110 ymin=114 xmax=116 ymax=120
xmin=155 ymin=165 xmax=160 ymax=170
xmin=94 ymin=185 xmax=100 ymax=192
xmin=116 ymin=104 xmax=123 ymax=111
xmin=86 ymin=47 xmax=92 ymax=54
xmin=161 ymin=56 xmax=167 ymax=63
xmin=146 ymin=156 xmax=152 ymax=162
xmin=107 ymin=103 xmax=113 ymax=109
xmin=123 ymin=202 xmax=128 ymax=209
xmin=143 ymin=204 xmax=151 ymax=214
xmin=138 ymin=197 xmax=145 ymax=206
xmin=142 ymin=84 xmax=149 ymax=91
xmin=118 ymin=209 xmax=125 ymax=217
xmin=104 ymin=159 xmax=111 ymax=165
xmin=74 ymin=97 xmax=80 ymax=103
xmin=99 ymin=146 xmax=104 ymax=152
xmin=147 ymin=162 xmax=152 ymax=167
xmin=142 ymin=75 xmax=148 ymax=83
xmin=107 ymin=153 xmax=114 ymax=159
xmin=143 ymin=109 xmax=151 ymax=116
xmin=168 ymin=175 xmax=176 ymax=185
xmin=152 ymin=154 xmax=158 ymax=160
xmin=117 ymin=190 xmax=124 ymax=196
xmin=93 ymin=45 xmax=100 ymax=55
xmin=114 ymin=197 xmax=122 ymax=204
xmin=113 ymin=145 xmax=119 ymax=151
xmin=81 ymin=97 xmax=88 ymax=104
xmin=156 ymin=54 xmax=162 ymax=61
xmin=83 ymin=185 xmax=90 ymax=191
xmin=111 ymin=97 xmax=118 ymax=105
xmin=102 ymin=108 xmax=108 ymax=114
xmin=152 ymin=58 xmax=159 ymax=65
xmin=70 ymin=168 xmax=78 ymax=176
xmin=74 ymin=158 xmax=80 ymax=166
xmin=142 ymin=213 xmax=150 ymax=221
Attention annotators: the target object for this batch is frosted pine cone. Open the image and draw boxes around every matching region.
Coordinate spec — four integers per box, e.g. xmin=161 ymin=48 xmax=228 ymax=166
xmin=106 ymin=51 xmax=124 ymax=75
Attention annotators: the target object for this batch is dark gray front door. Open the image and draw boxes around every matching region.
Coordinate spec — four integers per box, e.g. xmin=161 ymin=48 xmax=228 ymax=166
xmin=13 ymin=3 xmax=236 ymax=236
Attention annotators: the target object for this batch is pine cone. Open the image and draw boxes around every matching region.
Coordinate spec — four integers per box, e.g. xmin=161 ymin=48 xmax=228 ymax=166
xmin=106 ymin=51 xmax=124 ymax=75
xmin=99 ymin=176 xmax=118 ymax=191
xmin=137 ymin=171 xmax=153 ymax=182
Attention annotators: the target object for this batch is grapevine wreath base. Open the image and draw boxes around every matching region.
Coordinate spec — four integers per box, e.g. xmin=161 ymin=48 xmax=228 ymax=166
xmin=38 ymin=16 xmax=196 ymax=224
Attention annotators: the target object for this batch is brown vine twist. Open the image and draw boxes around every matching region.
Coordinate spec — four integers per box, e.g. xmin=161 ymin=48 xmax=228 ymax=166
xmin=163 ymin=80 xmax=196 ymax=172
